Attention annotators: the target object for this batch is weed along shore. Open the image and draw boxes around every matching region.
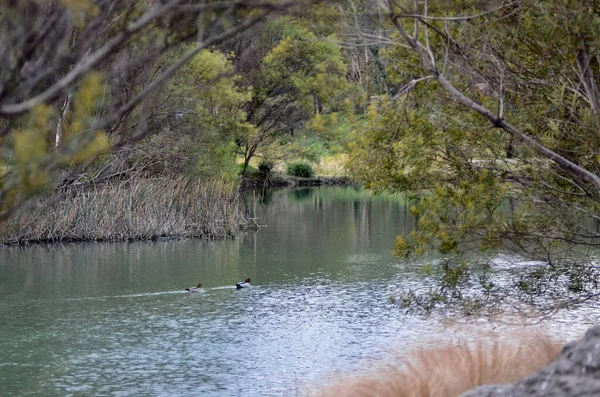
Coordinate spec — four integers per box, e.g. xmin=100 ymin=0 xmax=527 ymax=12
xmin=0 ymin=173 xmax=351 ymax=245
xmin=0 ymin=177 xmax=245 ymax=245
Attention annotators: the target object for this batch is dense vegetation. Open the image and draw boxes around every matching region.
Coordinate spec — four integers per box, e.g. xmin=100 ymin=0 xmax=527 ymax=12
xmin=3 ymin=0 xmax=600 ymax=315
xmin=346 ymin=0 xmax=600 ymax=315
xmin=2 ymin=178 xmax=243 ymax=243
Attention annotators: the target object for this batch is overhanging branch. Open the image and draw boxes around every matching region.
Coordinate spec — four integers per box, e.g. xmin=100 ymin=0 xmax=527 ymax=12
xmin=388 ymin=7 xmax=600 ymax=194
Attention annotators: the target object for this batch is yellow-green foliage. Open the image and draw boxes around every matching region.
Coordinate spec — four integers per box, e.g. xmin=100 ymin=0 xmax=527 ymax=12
xmin=63 ymin=73 xmax=110 ymax=165
xmin=399 ymin=173 xmax=510 ymax=257
xmin=263 ymin=22 xmax=349 ymax=111
xmin=188 ymin=50 xmax=251 ymax=111
xmin=189 ymin=50 xmax=252 ymax=182
xmin=236 ymin=16 xmax=354 ymax=171
xmin=348 ymin=0 xmax=600 ymax=269
xmin=2 ymin=72 xmax=109 ymax=217
xmin=142 ymin=48 xmax=252 ymax=182
xmin=347 ymin=85 xmax=511 ymax=257
xmin=59 ymin=0 xmax=99 ymax=23
xmin=13 ymin=106 xmax=50 ymax=195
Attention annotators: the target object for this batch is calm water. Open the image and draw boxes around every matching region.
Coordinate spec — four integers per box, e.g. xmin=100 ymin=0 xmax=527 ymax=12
xmin=0 ymin=186 xmax=594 ymax=396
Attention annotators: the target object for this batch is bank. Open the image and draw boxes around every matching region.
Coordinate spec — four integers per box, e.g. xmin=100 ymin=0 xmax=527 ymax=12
xmin=240 ymin=172 xmax=354 ymax=188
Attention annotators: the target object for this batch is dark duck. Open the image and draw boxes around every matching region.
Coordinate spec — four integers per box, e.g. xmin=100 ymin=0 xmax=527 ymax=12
xmin=236 ymin=278 xmax=251 ymax=289
xmin=186 ymin=282 xmax=203 ymax=292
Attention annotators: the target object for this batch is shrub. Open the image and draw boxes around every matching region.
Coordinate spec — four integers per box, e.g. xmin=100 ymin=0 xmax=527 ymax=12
xmin=238 ymin=163 xmax=257 ymax=173
xmin=286 ymin=162 xmax=315 ymax=178
xmin=258 ymin=160 xmax=274 ymax=177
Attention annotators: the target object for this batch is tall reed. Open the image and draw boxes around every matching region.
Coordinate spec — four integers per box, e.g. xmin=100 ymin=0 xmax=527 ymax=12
xmin=1 ymin=177 xmax=246 ymax=244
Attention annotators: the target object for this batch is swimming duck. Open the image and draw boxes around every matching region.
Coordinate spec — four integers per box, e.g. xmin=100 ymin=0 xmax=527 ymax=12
xmin=236 ymin=278 xmax=251 ymax=289
xmin=186 ymin=282 xmax=203 ymax=292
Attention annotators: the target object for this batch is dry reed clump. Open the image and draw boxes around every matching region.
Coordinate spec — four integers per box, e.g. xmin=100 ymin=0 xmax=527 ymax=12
xmin=0 ymin=177 xmax=246 ymax=244
xmin=316 ymin=330 xmax=564 ymax=397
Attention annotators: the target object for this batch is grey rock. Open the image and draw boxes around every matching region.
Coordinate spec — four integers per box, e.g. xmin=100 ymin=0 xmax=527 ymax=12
xmin=460 ymin=325 xmax=600 ymax=397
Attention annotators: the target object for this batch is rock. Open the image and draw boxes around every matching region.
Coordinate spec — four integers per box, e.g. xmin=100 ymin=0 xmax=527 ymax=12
xmin=474 ymin=82 xmax=493 ymax=96
xmin=460 ymin=325 xmax=600 ymax=397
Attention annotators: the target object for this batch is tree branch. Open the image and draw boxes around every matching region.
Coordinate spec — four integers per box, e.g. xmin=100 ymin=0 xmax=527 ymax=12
xmin=389 ymin=8 xmax=600 ymax=194
xmin=0 ymin=1 xmax=183 ymax=116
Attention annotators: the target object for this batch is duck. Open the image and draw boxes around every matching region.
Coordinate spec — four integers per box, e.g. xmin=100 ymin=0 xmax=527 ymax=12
xmin=186 ymin=282 xmax=203 ymax=292
xmin=236 ymin=278 xmax=252 ymax=289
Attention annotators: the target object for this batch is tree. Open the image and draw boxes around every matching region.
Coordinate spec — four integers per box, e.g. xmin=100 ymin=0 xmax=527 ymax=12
xmin=347 ymin=0 xmax=600 ymax=314
xmin=0 ymin=0 xmax=303 ymax=219
xmin=235 ymin=17 xmax=351 ymax=173
xmin=132 ymin=48 xmax=252 ymax=182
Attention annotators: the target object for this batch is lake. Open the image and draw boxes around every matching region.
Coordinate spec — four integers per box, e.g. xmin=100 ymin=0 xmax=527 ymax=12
xmin=0 ymin=186 xmax=595 ymax=396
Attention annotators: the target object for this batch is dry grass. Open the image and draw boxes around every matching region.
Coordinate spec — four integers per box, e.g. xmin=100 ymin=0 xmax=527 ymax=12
xmin=315 ymin=330 xmax=563 ymax=397
xmin=1 ymin=177 xmax=245 ymax=244
xmin=315 ymin=154 xmax=349 ymax=177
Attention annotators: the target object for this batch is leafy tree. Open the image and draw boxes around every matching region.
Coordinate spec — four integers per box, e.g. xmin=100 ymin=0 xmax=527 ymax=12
xmin=236 ymin=17 xmax=351 ymax=173
xmin=347 ymin=0 xmax=600 ymax=314
xmin=0 ymin=0 xmax=303 ymax=219
xmin=132 ymin=48 xmax=251 ymax=182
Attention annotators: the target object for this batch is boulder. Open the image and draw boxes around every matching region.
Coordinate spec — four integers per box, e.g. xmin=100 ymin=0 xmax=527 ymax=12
xmin=461 ymin=325 xmax=600 ymax=397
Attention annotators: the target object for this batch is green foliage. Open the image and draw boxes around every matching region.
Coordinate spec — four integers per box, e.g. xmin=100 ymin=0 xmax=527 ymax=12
xmin=238 ymin=163 xmax=256 ymax=173
xmin=134 ymin=49 xmax=251 ymax=183
xmin=346 ymin=0 xmax=600 ymax=314
xmin=349 ymin=1 xmax=600 ymax=257
xmin=236 ymin=16 xmax=355 ymax=172
xmin=2 ymin=0 xmax=358 ymax=223
xmin=2 ymin=73 xmax=110 ymax=218
xmin=262 ymin=23 xmax=349 ymax=111
xmin=286 ymin=162 xmax=315 ymax=178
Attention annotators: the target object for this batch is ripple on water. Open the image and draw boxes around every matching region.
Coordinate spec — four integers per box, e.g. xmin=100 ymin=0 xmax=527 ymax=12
xmin=2 ymin=186 xmax=599 ymax=396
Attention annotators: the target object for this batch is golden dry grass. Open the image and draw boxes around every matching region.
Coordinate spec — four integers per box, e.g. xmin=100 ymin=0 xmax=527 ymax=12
xmin=315 ymin=330 xmax=563 ymax=397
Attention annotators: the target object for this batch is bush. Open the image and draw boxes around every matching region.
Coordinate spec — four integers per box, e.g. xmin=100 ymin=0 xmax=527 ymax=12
xmin=286 ymin=162 xmax=315 ymax=178
xmin=258 ymin=160 xmax=274 ymax=177
xmin=238 ymin=163 xmax=257 ymax=173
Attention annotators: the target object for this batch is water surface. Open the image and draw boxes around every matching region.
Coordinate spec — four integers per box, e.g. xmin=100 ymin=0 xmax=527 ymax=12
xmin=0 ymin=187 xmax=594 ymax=396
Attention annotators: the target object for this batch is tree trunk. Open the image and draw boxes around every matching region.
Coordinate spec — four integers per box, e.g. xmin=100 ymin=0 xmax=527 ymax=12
xmin=55 ymin=93 xmax=71 ymax=151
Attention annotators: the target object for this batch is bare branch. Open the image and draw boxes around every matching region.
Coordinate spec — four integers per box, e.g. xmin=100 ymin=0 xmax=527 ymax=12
xmin=576 ymin=37 xmax=600 ymax=114
xmin=435 ymin=73 xmax=600 ymax=192
xmin=388 ymin=6 xmax=600 ymax=194
xmin=392 ymin=75 xmax=434 ymax=100
xmin=98 ymin=10 xmax=274 ymax=136
xmin=0 ymin=1 xmax=184 ymax=116
xmin=394 ymin=1 xmax=520 ymax=21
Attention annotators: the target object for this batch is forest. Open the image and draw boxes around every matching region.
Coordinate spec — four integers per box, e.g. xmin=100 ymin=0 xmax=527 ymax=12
xmin=2 ymin=0 xmax=600 ymax=315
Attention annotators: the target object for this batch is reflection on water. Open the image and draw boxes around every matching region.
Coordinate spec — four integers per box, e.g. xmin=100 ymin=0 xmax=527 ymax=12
xmin=0 ymin=186 xmax=594 ymax=396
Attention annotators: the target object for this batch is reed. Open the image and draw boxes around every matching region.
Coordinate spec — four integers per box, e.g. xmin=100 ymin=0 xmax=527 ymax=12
xmin=1 ymin=177 xmax=246 ymax=244
xmin=315 ymin=330 xmax=563 ymax=397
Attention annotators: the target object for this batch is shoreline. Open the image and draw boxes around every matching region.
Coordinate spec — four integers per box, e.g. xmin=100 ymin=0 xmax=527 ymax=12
xmin=0 ymin=178 xmax=355 ymax=247
xmin=240 ymin=174 xmax=354 ymax=188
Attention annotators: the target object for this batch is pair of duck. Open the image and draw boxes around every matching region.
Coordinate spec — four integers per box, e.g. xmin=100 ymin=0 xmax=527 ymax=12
xmin=185 ymin=278 xmax=252 ymax=292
